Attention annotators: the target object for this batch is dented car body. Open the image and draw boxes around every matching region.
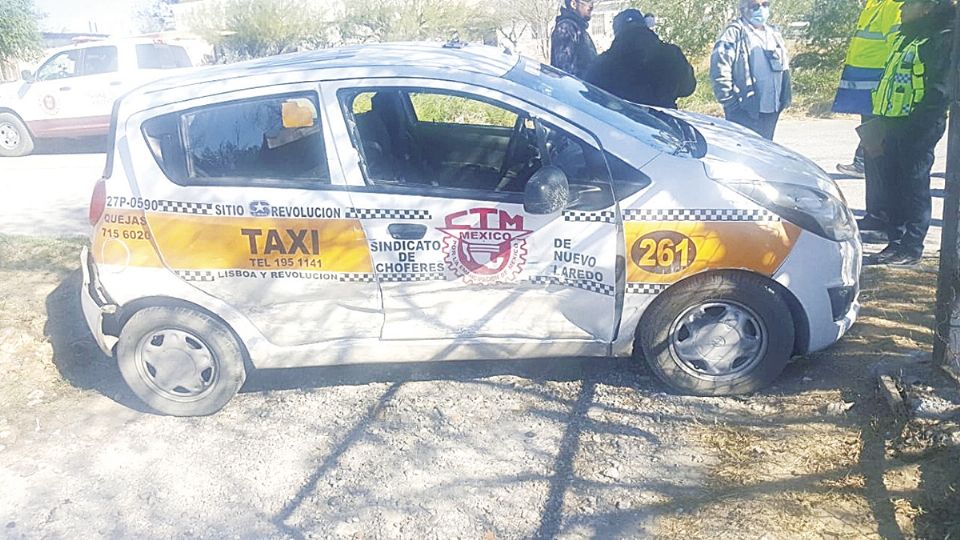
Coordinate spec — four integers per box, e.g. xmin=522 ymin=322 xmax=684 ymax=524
xmin=80 ymin=43 xmax=861 ymax=416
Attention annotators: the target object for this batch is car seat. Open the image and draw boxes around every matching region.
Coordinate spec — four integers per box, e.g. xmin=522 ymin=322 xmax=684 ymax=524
xmin=370 ymin=92 xmax=428 ymax=184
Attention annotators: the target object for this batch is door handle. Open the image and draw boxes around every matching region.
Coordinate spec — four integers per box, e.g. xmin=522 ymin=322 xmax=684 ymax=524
xmin=110 ymin=81 xmax=123 ymax=86
xmin=59 ymin=86 xmax=71 ymax=91
xmin=387 ymin=224 xmax=426 ymax=240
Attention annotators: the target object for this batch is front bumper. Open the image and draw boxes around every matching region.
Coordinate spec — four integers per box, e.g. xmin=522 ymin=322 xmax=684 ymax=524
xmin=79 ymin=246 xmax=118 ymax=356
xmin=773 ymin=231 xmax=861 ymax=354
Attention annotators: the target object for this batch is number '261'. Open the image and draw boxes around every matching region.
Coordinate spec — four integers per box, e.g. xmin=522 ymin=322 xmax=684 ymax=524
xmin=631 ymin=231 xmax=697 ymax=275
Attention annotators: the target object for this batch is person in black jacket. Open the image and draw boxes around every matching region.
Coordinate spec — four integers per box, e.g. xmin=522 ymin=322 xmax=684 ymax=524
xmin=584 ymin=8 xmax=696 ymax=108
xmin=866 ymin=0 xmax=954 ymax=266
xmin=550 ymin=0 xmax=598 ymax=78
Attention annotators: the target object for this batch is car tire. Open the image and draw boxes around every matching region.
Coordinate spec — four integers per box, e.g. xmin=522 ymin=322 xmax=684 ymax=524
xmin=0 ymin=113 xmax=35 ymax=157
xmin=117 ymin=306 xmax=246 ymax=416
xmin=637 ymin=271 xmax=794 ymax=396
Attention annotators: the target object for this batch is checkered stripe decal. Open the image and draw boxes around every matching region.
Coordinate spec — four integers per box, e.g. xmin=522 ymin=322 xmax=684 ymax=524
xmin=339 ymin=273 xmax=378 ymax=283
xmin=176 ymin=270 xmax=215 ymax=282
xmin=529 ymin=275 xmax=615 ymax=296
xmin=346 ymin=208 xmax=431 ymax=220
xmin=379 ymin=272 xmax=446 ymax=282
xmin=623 ymin=208 xmax=780 ymax=222
xmin=626 ymin=283 xmax=669 ymax=295
xmin=158 ymin=201 xmax=213 ymax=215
xmin=563 ymin=210 xmax=616 ymax=223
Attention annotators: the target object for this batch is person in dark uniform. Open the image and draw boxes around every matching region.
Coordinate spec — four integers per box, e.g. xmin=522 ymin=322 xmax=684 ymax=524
xmin=866 ymin=0 xmax=954 ymax=265
xmin=584 ymin=8 xmax=696 ymax=108
xmin=550 ymin=0 xmax=598 ymax=78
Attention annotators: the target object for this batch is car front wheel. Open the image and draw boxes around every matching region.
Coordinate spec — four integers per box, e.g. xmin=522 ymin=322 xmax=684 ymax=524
xmin=638 ymin=272 xmax=794 ymax=396
xmin=0 ymin=113 xmax=35 ymax=157
xmin=117 ymin=306 xmax=246 ymax=416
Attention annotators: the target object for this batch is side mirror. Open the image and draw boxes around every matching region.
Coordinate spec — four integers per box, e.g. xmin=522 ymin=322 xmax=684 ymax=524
xmin=524 ymin=166 xmax=569 ymax=215
xmin=20 ymin=70 xmax=34 ymax=83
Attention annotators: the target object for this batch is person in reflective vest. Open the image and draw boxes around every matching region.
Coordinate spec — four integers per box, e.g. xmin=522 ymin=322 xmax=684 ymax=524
xmin=865 ymin=0 xmax=953 ymax=266
xmin=832 ymin=0 xmax=902 ymax=241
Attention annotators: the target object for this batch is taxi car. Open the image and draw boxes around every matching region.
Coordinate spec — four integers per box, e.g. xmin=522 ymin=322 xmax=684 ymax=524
xmin=0 ymin=38 xmax=192 ymax=157
xmin=80 ymin=43 xmax=861 ymax=416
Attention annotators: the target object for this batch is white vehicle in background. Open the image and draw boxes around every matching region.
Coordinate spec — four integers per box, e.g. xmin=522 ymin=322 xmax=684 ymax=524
xmin=0 ymin=38 xmax=193 ymax=157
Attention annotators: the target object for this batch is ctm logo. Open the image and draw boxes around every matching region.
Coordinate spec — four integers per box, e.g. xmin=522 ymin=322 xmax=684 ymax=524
xmin=438 ymin=208 xmax=531 ymax=282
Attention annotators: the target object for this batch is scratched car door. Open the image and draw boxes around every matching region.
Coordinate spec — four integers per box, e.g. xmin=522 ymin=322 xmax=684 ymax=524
xmin=327 ymin=81 xmax=620 ymax=343
xmin=118 ymin=87 xmax=383 ymax=347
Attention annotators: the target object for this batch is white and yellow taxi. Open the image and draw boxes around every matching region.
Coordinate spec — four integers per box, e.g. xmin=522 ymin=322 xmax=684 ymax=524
xmin=0 ymin=38 xmax=192 ymax=157
xmin=80 ymin=43 xmax=861 ymax=416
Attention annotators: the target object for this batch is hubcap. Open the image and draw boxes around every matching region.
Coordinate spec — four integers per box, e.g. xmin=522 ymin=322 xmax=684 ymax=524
xmin=669 ymin=301 xmax=766 ymax=378
xmin=0 ymin=122 xmax=20 ymax=150
xmin=135 ymin=329 xmax=218 ymax=401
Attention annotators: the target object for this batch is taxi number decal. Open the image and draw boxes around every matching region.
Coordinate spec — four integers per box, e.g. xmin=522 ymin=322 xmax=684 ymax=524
xmin=631 ymin=231 xmax=697 ymax=275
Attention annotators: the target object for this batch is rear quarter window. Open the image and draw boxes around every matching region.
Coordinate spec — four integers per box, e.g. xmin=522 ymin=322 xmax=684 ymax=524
xmin=141 ymin=92 xmax=330 ymax=187
xmin=136 ymin=44 xmax=192 ymax=69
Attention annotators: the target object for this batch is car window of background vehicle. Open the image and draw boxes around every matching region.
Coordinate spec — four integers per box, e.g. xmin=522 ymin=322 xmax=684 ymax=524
xmin=36 ymin=50 xmax=82 ymax=81
xmin=81 ymin=46 xmax=118 ymax=76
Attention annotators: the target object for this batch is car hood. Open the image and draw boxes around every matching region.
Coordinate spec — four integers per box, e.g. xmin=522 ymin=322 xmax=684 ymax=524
xmin=665 ymin=109 xmax=844 ymax=200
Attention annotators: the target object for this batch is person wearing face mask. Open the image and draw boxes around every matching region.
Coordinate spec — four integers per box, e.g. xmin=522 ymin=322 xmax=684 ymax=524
xmin=865 ymin=0 xmax=954 ymax=266
xmin=644 ymin=12 xmax=658 ymax=33
xmin=710 ymin=0 xmax=792 ymax=139
xmin=550 ymin=0 xmax=598 ymax=78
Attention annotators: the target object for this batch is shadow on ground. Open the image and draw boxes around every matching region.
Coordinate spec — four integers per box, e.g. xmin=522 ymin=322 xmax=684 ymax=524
xmin=39 ymin=255 xmax=960 ymax=537
xmin=32 ymin=136 xmax=106 ymax=155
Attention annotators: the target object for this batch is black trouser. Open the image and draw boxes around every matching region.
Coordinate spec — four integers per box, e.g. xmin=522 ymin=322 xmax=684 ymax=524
xmin=862 ymin=149 xmax=886 ymax=224
xmin=878 ymin=115 xmax=946 ymax=255
xmin=724 ymin=109 xmax=781 ymax=140
xmin=859 ymin=114 xmax=887 ymax=220
xmin=854 ymin=114 xmax=872 ymax=166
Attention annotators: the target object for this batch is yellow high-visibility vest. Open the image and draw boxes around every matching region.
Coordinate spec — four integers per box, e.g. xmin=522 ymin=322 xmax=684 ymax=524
xmin=844 ymin=0 xmax=902 ymax=70
xmin=873 ymin=36 xmax=928 ymax=117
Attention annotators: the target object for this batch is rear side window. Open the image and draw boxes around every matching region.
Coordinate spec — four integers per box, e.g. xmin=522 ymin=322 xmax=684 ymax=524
xmin=81 ymin=46 xmax=118 ymax=75
xmin=136 ymin=44 xmax=191 ymax=69
xmin=142 ymin=92 xmax=330 ymax=186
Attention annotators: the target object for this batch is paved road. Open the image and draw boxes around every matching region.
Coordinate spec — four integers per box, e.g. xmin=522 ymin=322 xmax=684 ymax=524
xmin=0 ymin=118 xmax=949 ymax=253
xmin=0 ymin=140 xmax=104 ymax=238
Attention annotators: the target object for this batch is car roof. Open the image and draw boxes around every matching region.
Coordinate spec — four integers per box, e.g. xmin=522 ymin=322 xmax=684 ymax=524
xmin=134 ymin=42 xmax=521 ymax=96
xmin=46 ymin=38 xmax=186 ymax=55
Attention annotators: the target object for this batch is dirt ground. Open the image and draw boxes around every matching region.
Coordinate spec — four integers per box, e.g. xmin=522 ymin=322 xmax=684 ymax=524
xmin=0 ymin=234 xmax=958 ymax=539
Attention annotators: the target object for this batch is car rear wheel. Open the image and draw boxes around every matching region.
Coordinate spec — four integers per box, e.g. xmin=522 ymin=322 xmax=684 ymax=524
xmin=0 ymin=113 xmax=34 ymax=157
xmin=637 ymin=272 xmax=794 ymax=396
xmin=117 ymin=306 xmax=246 ymax=416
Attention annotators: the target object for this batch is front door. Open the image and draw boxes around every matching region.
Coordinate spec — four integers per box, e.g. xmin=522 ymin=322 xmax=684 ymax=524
xmin=326 ymin=81 xmax=621 ymax=343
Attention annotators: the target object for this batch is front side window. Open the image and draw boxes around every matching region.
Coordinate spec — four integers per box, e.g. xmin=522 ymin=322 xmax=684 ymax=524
xmin=81 ymin=46 xmax=118 ymax=76
xmin=36 ymin=50 xmax=81 ymax=81
xmin=339 ymin=86 xmax=619 ymax=209
xmin=142 ymin=92 xmax=329 ymax=186
xmin=341 ymin=87 xmax=592 ymax=195
xmin=408 ymin=93 xmax=517 ymax=127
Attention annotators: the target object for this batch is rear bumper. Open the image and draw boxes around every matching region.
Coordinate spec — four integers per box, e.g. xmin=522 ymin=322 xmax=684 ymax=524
xmin=79 ymin=246 xmax=118 ymax=356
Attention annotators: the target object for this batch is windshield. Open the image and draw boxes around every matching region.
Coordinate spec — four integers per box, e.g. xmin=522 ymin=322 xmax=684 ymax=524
xmin=505 ymin=59 xmax=685 ymax=155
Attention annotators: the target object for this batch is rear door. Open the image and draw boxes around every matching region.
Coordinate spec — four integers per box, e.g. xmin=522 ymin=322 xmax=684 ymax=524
xmin=118 ymin=84 xmax=382 ymax=347
xmin=325 ymin=79 xmax=621 ymax=344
